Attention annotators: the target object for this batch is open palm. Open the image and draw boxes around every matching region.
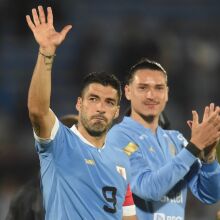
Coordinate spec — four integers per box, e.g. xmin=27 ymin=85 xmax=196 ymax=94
xmin=26 ymin=6 xmax=72 ymax=53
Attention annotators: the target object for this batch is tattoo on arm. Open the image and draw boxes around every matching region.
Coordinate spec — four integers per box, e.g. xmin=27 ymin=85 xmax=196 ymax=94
xmin=43 ymin=56 xmax=55 ymax=71
xmin=39 ymin=51 xmax=56 ymax=71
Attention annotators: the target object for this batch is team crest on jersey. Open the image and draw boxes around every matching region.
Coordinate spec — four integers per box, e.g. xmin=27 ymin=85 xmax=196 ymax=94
xmin=84 ymin=159 xmax=95 ymax=165
xmin=116 ymin=165 xmax=127 ymax=180
xmin=123 ymin=142 xmax=138 ymax=156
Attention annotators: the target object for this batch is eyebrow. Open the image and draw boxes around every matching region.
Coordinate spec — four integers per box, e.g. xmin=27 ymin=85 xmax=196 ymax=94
xmin=137 ymin=83 xmax=166 ymax=86
xmin=88 ymin=93 xmax=99 ymax=98
xmin=106 ymin=97 xmax=117 ymax=103
xmin=88 ymin=93 xmax=117 ymax=102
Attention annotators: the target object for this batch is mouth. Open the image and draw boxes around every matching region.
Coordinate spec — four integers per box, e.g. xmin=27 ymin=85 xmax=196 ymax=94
xmin=142 ymin=102 xmax=159 ymax=110
xmin=91 ymin=116 xmax=107 ymax=122
xmin=143 ymin=103 xmax=158 ymax=106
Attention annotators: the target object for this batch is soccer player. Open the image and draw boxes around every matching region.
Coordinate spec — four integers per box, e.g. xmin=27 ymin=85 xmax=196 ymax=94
xmin=107 ymin=58 xmax=220 ymax=220
xmin=26 ymin=6 xmax=136 ymax=220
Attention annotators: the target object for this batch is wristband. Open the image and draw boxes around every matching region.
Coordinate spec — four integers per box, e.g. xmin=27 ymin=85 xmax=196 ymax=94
xmin=186 ymin=142 xmax=201 ymax=157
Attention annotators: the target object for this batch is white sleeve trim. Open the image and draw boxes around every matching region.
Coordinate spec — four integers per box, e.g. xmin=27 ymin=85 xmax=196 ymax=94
xmin=123 ymin=205 xmax=136 ymax=216
xmin=33 ymin=116 xmax=59 ymax=144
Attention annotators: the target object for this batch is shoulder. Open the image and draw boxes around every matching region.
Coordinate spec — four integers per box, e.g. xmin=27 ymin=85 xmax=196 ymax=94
xmin=108 ymin=118 xmax=137 ymax=140
xmin=56 ymin=123 xmax=80 ymax=142
xmin=109 ymin=120 xmax=128 ymax=134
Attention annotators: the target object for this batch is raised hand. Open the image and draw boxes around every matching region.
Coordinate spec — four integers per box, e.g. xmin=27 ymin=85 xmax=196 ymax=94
xmin=200 ymin=103 xmax=220 ymax=162
xmin=190 ymin=104 xmax=220 ymax=150
xmin=26 ymin=5 xmax=72 ymax=55
xmin=187 ymin=103 xmax=216 ymax=128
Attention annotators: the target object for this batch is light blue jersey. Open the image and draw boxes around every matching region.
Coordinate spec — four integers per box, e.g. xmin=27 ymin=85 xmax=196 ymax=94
xmin=107 ymin=117 xmax=220 ymax=220
xmin=35 ymin=119 xmax=131 ymax=220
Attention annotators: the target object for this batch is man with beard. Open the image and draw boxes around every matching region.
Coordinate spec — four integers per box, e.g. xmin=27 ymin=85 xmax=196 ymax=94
xmin=107 ymin=58 xmax=220 ymax=220
xmin=26 ymin=6 xmax=136 ymax=220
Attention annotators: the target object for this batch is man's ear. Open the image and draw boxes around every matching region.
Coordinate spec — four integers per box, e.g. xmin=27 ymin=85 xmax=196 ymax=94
xmin=124 ymin=84 xmax=131 ymax=101
xmin=76 ymin=97 xmax=82 ymax=112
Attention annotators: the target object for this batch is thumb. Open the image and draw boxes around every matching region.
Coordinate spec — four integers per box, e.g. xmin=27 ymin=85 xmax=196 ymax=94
xmin=61 ymin=25 xmax=72 ymax=38
xmin=187 ymin=120 xmax=192 ymax=129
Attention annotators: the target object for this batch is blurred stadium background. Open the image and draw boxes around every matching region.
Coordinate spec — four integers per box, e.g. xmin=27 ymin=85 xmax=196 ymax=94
xmin=0 ymin=0 xmax=220 ymax=219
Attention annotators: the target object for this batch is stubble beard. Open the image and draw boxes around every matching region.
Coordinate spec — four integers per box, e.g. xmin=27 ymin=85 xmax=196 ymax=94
xmin=80 ymin=114 xmax=111 ymax=137
xmin=139 ymin=113 xmax=156 ymax=124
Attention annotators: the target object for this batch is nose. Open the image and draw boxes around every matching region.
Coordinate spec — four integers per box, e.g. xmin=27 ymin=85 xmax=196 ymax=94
xmin=96 ymin=101 xmax=106 ymax=113
xmin=145 ymin=88 xmax=155 ymax=99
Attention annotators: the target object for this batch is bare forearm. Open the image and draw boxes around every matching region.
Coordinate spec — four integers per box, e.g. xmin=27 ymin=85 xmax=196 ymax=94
xmin=28 ymin=49 xmax=55 ymax=116
xmin=26 ymin=6 xmax=71 ymax=137
xmin=26 ymin=5 xmax=71 ymax=117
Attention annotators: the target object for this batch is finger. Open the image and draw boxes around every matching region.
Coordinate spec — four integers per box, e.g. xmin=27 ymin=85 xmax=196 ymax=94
xmin=192 ymin=110 xmax=199 ymax=126
xmin=26 ymin=15 xmax=36 ymax=31
xmin=214 ymin=131 xmax=220 ymax=142
xmin=210 ymin=103 xmax=215 ymax=113
xmin=202 ymin=106 xmax=209 ymax=122
xmin=187 ymin=120 xmax=192 ymax=129
xmin=38 ymin=5 xmax=46 ymax=23
xmin=60 ymin=25 xmax=72 ymax=38
xmin=207 ymin=132 xmax=220 ymax=147
xmin=47 ymin=7 xmax=53 ymax=25
xmin=32 ymin=8 xmax=40 ymax=26
xmin=216 ymin=116 xmax=220 ymax=130
xmin=208 ymin=112 xmax=220 ymax=130
xmin=215 ymin=106 xmax=220 ymax=115
xmin=209 ymin=108 xmax=219 ymax=122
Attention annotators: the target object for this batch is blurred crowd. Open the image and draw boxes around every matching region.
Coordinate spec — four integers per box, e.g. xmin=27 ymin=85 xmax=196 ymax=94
xmin=0 ymin=0 xmax=220 ymax=219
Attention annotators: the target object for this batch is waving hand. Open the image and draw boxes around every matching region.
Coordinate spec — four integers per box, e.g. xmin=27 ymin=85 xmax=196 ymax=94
xmin=26 ymin=6 xmax=72 ymax=54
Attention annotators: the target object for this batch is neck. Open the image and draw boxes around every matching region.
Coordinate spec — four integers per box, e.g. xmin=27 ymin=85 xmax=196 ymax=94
xmin=77 ymin=123 xmax=106 ymax=148
xmin=130 ymin=111 xmax=159 ymax=133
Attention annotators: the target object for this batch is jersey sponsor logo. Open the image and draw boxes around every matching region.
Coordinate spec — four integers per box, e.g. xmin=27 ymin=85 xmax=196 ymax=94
xmin=160 ymin=192 xmax=183 ymax=204
xmin=84 ymin=159 xmax=95 ymax=165
xmin=123 ymin=142 xmax=138 ymax=156
xmin=116 ymin=165 xmax=127 ymax=180
xmin=154 ymin=213 xmax=182 ymax=220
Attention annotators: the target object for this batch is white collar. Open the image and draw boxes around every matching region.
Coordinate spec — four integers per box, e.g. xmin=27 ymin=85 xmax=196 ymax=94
xmin=70 ymin=125 xmax=105 ymax=149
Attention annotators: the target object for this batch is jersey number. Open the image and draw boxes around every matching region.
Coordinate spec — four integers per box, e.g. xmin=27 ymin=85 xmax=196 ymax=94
xmin=102 ymin=186 xmax=117 ymax=213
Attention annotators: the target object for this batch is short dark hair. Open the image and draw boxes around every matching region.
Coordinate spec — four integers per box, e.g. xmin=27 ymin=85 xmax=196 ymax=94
xmin=126 ymin=58 xmax=167 ymax=84
xmin=81 ymin=72 xmax=122 ymax=104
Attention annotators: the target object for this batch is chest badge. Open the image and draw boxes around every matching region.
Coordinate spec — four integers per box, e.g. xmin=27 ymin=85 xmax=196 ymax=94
xmin=85 ymin=159 xmax=95 ymax=165
xmin=123 ymin=142 xmax=138 ymax=156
